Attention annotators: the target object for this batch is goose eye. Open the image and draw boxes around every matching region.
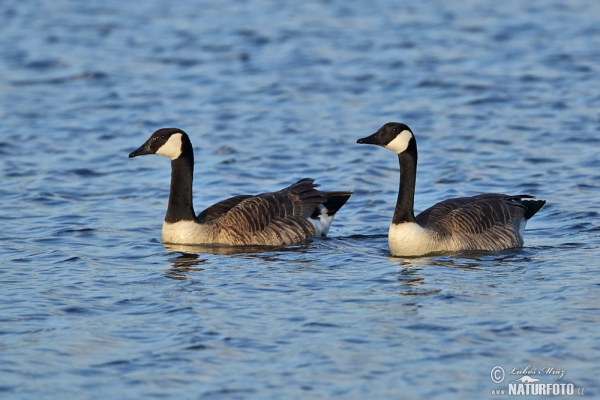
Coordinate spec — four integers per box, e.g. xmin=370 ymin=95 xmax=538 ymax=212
xmin=392 ymin=127 xmax=398 ymax=134
xmin=160 ymin=135 xmax=166 ymax=140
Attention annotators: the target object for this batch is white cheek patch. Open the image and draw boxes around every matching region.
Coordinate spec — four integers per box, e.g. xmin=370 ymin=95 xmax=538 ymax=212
xmin=385 ymin=130 xmax=413 ymax=154
xmin=156 ymin=133 xmax=183 ymax=160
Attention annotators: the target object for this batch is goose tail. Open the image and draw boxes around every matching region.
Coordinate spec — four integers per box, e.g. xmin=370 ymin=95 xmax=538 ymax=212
xmin=521 ymin=198 xmax=546 ymax=220
xmin=309 ymin=191 xmax=353 ymax=237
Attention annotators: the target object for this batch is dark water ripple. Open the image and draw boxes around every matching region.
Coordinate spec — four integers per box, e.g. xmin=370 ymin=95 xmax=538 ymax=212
xmin=1 ymin=0 xmax=600 ymax=398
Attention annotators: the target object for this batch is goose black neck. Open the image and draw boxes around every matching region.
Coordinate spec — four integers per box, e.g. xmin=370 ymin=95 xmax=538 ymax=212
xmin=165 ymin=149 xmax=197 ymax=224
xmin=392 ymin=147 xmax=417 ymax=224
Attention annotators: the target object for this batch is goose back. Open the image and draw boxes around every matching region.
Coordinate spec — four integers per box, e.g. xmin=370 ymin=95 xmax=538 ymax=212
xmin=169 ymin=178 xmax=351 ymax=247
xmin=415 ymin=194 xmax=545 ymax=251
xmin=205 ymin=178 xmax=325 ymax=245
xmin=196 ymin=195 xmax=253 ymax=223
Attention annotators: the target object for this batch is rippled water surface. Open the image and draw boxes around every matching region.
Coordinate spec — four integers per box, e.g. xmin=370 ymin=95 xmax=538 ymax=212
xmin=1 ymin=0 xmax=600 ymax=398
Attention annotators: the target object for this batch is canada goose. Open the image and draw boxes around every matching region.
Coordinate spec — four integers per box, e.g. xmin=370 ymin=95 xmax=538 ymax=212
xmin=357 ymin=122 xmax=546 ymax=256
xmin=129 ymin=128 xmax=352 ymax=246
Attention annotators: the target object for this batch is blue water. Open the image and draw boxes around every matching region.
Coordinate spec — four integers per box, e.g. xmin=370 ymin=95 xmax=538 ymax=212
xmin=1 ymin=0 xmax=600 ymax=398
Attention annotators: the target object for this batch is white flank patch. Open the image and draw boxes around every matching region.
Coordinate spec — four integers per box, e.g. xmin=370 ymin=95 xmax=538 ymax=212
xmin=385 ymin=130 xmax=413 ymax=154
xmin=156 ymin=133 xmax=183 ymax=160
xmin=309 ymin=205 xmax=335 ymax=237
xmin=518 ymin=217 xmax=527 ymax=239
xmin=388 ymin=222 xmax=436 ymax=256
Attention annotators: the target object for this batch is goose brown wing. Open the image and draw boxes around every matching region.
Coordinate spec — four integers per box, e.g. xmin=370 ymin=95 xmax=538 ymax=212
xmin=416 ymin=194 xmax=529 ymax=249
xmin=208 ymin=178 xmax=326 ymax=245
xmin=196 ymin=195 xmax=253 ymax=223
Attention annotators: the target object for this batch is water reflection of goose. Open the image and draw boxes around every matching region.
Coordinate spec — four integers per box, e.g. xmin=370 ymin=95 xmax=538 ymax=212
xmin=130 ymin=128 xmax=352 ymax=247
xmin=358 ymin=122 xmax=546 ymax=257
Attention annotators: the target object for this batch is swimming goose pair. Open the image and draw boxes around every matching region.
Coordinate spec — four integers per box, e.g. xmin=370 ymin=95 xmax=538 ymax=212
xmin=130 ymin=124 xmax=545 ymax=255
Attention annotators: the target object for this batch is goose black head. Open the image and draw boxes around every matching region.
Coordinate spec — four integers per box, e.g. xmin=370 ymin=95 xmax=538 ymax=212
xmin=357 ymin=122 xmax=416 ymax=154
xmin=129 ymin=128 xmax=190 ymax=160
